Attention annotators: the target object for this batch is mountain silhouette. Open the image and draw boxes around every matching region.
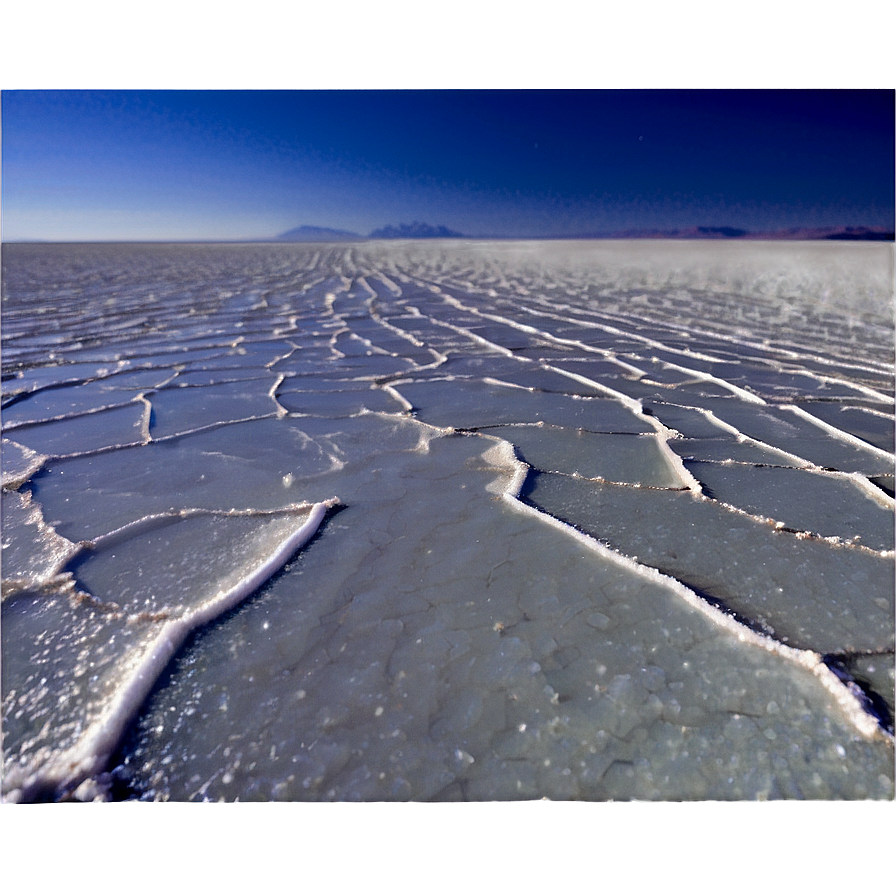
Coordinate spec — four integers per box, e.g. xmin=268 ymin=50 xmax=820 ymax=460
xmin=272 ymin=222 xmax=891 ymax=243
xmin=555 ymin=225 xmax=894 ymax=242
xmin=368 ymin=222 xmax=466 ymax=239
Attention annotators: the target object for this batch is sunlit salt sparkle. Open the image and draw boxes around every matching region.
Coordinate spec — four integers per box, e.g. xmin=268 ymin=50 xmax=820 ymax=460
xmin=1 ymin=239 xmax=893 ymax=802
xmin=2 ymin=499 xmax=337 ymax=802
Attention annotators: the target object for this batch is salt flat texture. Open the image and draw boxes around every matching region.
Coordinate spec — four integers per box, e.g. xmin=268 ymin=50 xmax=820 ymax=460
xmin=1 ymin=239 xmax=893 ymax=802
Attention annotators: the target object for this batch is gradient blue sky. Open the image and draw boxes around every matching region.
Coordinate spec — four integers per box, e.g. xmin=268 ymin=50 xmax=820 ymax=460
xmin=2 ymin=89 xmax=893 ymax=241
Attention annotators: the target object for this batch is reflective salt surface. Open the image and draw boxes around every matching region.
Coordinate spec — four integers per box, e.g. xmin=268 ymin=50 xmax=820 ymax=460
xmin=1 ymin=240 xmax=893 ymax=802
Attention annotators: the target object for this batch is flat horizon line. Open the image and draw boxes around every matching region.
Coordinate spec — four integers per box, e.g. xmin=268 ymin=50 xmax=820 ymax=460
xmin=5 ymin=234 xmax=895 ymax=246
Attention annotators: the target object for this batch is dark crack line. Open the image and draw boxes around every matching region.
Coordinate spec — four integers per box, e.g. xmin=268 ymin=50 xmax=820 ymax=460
xmin=516 ymin=492 xmax=893 ymax=737
xmin=821 ymin=654 xmax=894 ymax=736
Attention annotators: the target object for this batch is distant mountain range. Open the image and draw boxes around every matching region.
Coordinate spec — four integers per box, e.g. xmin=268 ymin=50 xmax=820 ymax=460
xmin=274 ymin=221 xmax=466 ymax=242
xmin=579 ymin=225 xmax=895 ymax=242
xmin=368 ymin=222 xmax=466 ymax=239
xmin=273 ymin=223 xmax=893 ymax=243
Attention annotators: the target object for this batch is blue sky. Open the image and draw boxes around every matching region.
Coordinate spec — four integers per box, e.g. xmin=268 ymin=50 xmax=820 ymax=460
xmin=2 ymin=89 xmax=893 ymax=241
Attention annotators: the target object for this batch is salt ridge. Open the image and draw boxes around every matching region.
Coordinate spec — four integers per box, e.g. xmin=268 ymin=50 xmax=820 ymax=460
xmin=2 ymin=498 xmax=340 ymax=802
xmin=486 ymin=437 xmax=888 ymax=741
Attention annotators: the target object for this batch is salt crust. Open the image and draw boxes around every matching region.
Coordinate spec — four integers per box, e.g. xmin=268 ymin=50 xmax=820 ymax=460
xmin=440 ymin=291 xmax=765 ymax=402
xmin=527 ymin=472 xmax=894 ymax=663
xmin=5 ymin=242 xmax=888 ymax=798
xmin=485 ymin=438 xmax=890 ymax=744
xmin=2 ymin=498 xmax=339 ymax=803
xmin=541 ymin=294 xmax=893 ymax=379
xmin=0 ymin=439 xmax=47 ymax=490
xmin=0 ymin=488 xmax=80 ymax=601
xmin=673 ymin=403 xmax=817 ymax=468
xmin=784 ymin=403 xmax=896 ymax=463
xmin=427 ymin=294 xmax=707 ymax=495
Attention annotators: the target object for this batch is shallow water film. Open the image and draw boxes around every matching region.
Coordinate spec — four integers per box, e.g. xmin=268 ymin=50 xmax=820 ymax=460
xmin=1 ymin=239 xmax=893 ymax=802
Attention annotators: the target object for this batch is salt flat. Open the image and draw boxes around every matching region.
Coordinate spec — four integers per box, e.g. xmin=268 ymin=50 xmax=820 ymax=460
xmin=1 ymin=239 xmax=893 ymax=801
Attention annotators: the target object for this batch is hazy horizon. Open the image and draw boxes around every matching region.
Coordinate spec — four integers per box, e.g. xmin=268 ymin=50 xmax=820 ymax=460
xmin=5 ymin=229 xmax=895 ymax=246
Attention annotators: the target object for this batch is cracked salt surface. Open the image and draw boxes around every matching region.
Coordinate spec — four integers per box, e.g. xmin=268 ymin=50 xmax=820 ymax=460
xmin=1 ymin=240 xmax=893 ymax=802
